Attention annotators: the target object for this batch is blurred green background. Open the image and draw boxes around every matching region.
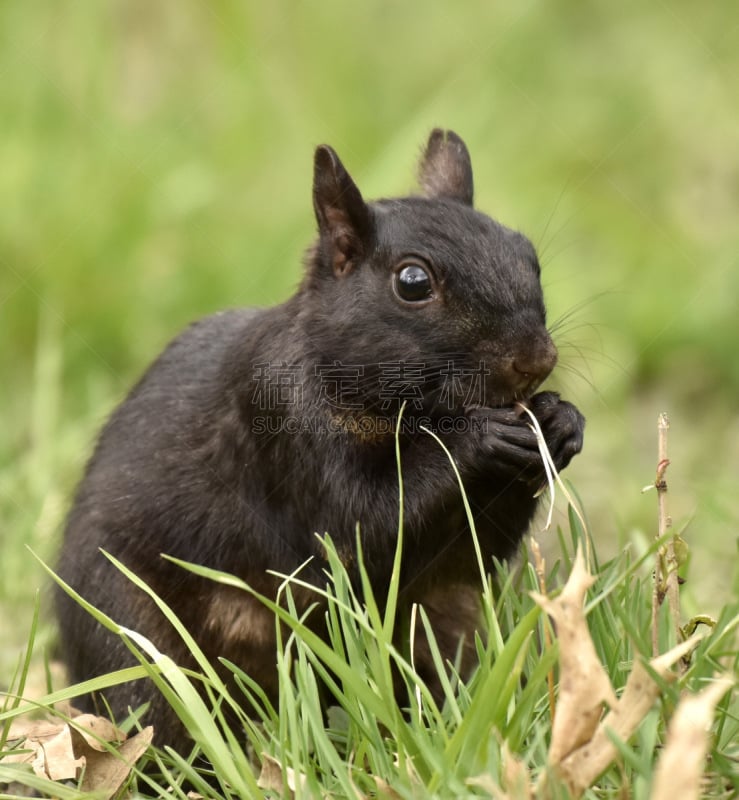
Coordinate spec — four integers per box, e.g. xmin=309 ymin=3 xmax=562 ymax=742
xmin=1 ymin=1 xmax=737 ymax=676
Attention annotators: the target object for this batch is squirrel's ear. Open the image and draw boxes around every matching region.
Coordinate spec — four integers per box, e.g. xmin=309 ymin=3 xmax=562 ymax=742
xmin=312 ymin=145 xmax=372 ymax=276
xmin=418 ymin=129 xmax=474 ymax=206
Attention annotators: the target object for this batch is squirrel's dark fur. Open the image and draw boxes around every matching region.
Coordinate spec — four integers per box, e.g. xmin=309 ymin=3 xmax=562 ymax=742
xmin=56 ymin=129 xmax=584 ymax=751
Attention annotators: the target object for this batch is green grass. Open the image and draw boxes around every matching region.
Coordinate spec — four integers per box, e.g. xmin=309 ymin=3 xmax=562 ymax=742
xmin=3 ymin=517 xmax=738 ymax=797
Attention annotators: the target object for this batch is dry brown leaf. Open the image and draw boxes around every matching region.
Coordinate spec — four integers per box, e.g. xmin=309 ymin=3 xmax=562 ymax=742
xmin=257 ymin=752 xmax=307 ymax=798
xmin=533 ymin=544 xmax=714 ymax=800
xmin=467 ymin=760 xmax=531 ymax=800
xmin=373 ymin=775 xmax=403 ymax=799
xmin=1 ymin=713 xmax=151 ymax=799
xmin=651 ymin=678 xmax=733 ymax=800
xmin=79 ymin=726 xmax=154 ymax=799
xmin=501 ymin=743 xmax=533 ymax=800
xmin=3 ymin=717 xmax=84 ymax=781
xmin=41 ymin=724 xmax=85 ymax=781
xmin=70 ymin=712 xmax=125 ymax=751
xmin=466 ymin=773 xmax=507 ymax=798
xmin=2 ymin=720 xmax=64 ymax=778
xmin=466 ymin=737 xmax=533 ymax=798
xmin=556 ymin=633 xmax=704 ymax=797
xmin=532 ymin=546 xmax=617 ymax=765
xmin=257 ymin=753 xmax=289 ymax=796
xmin=4 ymin=717 xmax=66 ymax=742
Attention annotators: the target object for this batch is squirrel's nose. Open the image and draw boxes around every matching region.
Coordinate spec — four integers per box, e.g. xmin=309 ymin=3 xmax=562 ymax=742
xmin=509 ymin=337 xmax=558 ymax=392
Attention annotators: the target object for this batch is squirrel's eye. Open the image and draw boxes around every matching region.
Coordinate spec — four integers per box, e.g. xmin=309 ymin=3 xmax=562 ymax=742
xmin=395 ymin=263 xmax=433 ymax=303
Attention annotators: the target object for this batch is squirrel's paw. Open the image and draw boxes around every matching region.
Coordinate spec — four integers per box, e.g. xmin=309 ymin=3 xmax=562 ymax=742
xmin=464 ymin=393 xmax=584 ymax=483
xmin=526 ymin=391 xmax=585 ymax=474
xmin=465 ymin=405 xmax=547 ymax=477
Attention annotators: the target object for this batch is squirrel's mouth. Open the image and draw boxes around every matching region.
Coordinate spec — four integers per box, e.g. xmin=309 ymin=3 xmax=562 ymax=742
xmin=472 ymin=376 xmax=546 ymax=411
xmin=464 ymin=394 xmax=531 ymax=415
xmin=461 ymin=372 xmax=547 ymax=412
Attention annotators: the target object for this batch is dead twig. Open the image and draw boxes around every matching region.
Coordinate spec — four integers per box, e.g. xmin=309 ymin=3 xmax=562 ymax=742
xmin=529 ymin=537 xmax=556 ymax=725
xmin=649 ymin=413 xmax=682 ymax=657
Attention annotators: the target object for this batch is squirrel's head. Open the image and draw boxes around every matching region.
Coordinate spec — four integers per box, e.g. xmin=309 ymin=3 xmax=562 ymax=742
xmin=301 ymin=129 xmax=557 ymax=415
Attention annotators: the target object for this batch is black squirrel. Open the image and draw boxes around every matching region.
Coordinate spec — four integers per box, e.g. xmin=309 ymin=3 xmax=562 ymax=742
xmin=56 ymin=129 xmax=584 ymax=751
